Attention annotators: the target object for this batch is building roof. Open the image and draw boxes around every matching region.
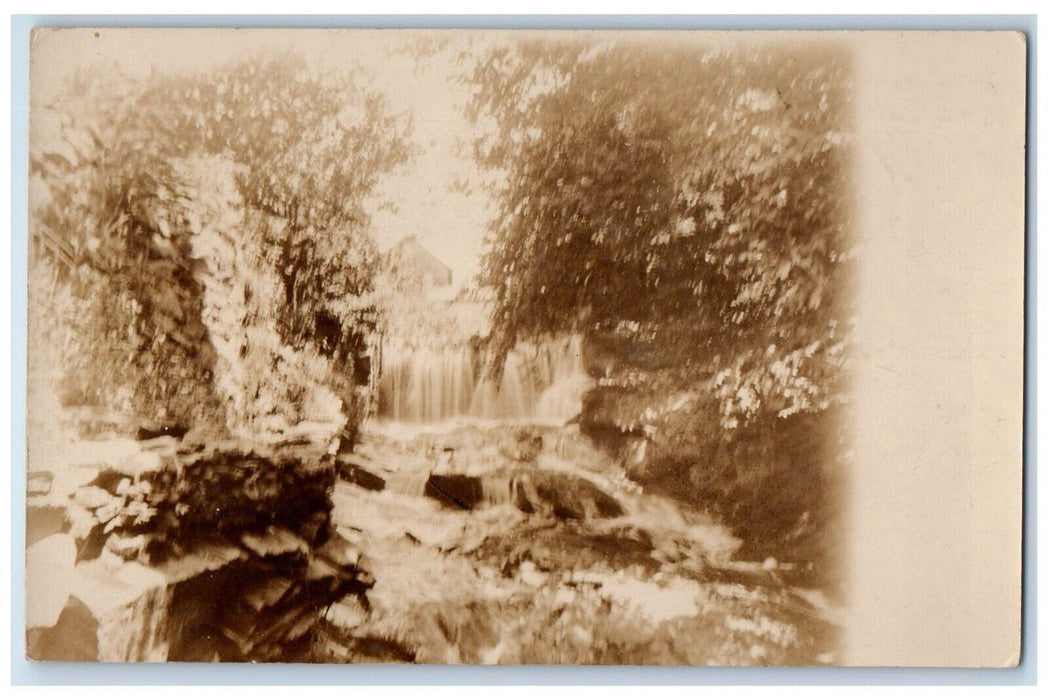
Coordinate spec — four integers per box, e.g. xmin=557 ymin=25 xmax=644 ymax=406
xmin=391 ymin=236 xmax=452 ymax=287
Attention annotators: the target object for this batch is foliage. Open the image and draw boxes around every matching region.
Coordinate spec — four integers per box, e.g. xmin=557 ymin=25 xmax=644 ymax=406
xmin=468 ymin=38 xmax=852 ymax=427
xmin=30 ymin=53 xmax=410 ymax=430
xmin=468 ymin=38 xmax=853 ymax=565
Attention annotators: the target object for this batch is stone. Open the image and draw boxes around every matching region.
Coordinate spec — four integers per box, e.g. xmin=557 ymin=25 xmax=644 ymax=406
xmin=28 ymin=553 xmax=170 ymax=662
xmin=27 ymin=471 xmax=53 ymax=496
xmin=298 ymin=511 xmax=329 ymax=545
xmin=335 ymin=456 xmax=386 ymax=492
xmin=152 ymin=539 xmax=245 ymax=584
xmin=26 ymin=596 xmax=99 ymax=661
xmin=65 ymin=505 xmax=106 ymax=562
xmin=26 ymin=534 xmax=76 ymax=629
xmin=74 ymin=485 xmax=116 ymax=510
xmin=334 ymin=526 xmax=364 ymax=546
xmin=316 ymin=532 xmax=361 ymax=569
xmin=117 ymin=449 xmax=168 ymax=479
xmin=106 ymin=533 xmax=147 ymax=561
xmin=123 ymin=499 xmax=157 ymax=527
xmin=240 ymin=526 xmax=309 ymax=559
xmin=65 ymin=503 xmax=99 ymax=540
xmin=69 ymin=558 xmax=171 ymax=661
xmin=88 ymin=468 xmax=126 ymax=495
xmin=138 ymin=435 xmax=181 ymax=452
xmin=98 ymin=547 xmax=126 ymax=571
xmin=324 ymin=595 xmax=369 ymax=630
xmin=425 ymin=473 xmax=483 ymax=510
xmin=525 ymin=470 xmax=624 ymax=520
xmin=136 ymin=424 xmax=189 ymax=441
xmin=306 ymin=554 xmax=343 ymax=583
xmin=28 ymin=436 xmax=357 ymax=662
xmin=498 ymin=428 xmax=543 ymax=463
xmin=103 ymin=514 xmax=129 ymax=534
xmin=242 ymin=577 xmax=295 ymax=612
xmin=94 ymin=499 xmax=123 ymax=525
xmin=39 ymin=464 xmax=101 ymax=505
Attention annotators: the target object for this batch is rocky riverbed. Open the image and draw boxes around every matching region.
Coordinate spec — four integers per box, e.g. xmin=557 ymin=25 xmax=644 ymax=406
xmin=25 ymin=415 xmax=841 ymax=665
xmin=311 ymin=421 xmax=843 ymax=665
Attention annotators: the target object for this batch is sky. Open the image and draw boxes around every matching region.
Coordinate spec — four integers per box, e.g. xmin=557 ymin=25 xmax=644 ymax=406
xmin=30 ymin=28 xmax=496 ymax=290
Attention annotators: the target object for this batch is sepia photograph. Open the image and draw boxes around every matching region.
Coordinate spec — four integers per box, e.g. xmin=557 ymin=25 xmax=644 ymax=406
xmin=21 ymin=27 xmax=1025 ymax=668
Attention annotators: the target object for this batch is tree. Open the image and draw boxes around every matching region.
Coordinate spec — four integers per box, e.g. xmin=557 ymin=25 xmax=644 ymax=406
xmin=467 ymin=37 xmax=853 ymax=564
xmin=30 ymin=53 xmax=411 ymax=430
xmin=468 ymin=38 xmax=852 ymax=427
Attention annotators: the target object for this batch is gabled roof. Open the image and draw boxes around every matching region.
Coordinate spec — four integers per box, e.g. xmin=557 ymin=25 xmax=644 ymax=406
xmin=391 ymin=236 xmax=452 ymax=286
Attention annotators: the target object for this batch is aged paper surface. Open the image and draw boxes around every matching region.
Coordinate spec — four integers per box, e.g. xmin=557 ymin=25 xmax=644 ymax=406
xmin=25 ymin=28 xmax=1025 ymax=667
xmin=848 ymin=31 xmax=1026 ymax=667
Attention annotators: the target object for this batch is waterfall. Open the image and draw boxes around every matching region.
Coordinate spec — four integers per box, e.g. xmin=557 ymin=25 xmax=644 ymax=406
xmin=377 ymin=335 xmax=590 ymax=425
xmin=477 ymin=474 xmax=518 ymax=509
xmin=386 ymin=471 xmax=432 ymax=499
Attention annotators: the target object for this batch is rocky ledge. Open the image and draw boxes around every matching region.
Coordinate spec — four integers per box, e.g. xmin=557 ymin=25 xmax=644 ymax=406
xmin=26 ymin=431 xmax=371 ymax=662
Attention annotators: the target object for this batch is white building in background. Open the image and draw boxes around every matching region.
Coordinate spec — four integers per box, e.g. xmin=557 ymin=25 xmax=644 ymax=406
xmin=387 ymin=235 xmax=492 ymax=334
xmin=390 ymin=235 xmax=452 ymax=293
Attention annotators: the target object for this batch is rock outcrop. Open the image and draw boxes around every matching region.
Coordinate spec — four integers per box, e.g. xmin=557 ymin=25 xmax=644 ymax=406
xmin=26 ymin=431 xmax=371 ymax=662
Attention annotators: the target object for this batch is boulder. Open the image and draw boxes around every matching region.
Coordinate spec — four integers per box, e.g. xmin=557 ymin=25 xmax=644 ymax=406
xmin=63 ymin=558 xmax=172 ymax=661
xmin=240 ymin=526 xmax=309 ymax=559
xmin=26 ymin=534 xmax=76 ymax=629
xmin=520 ymin=470 xmax=623 ymax=520
xmin=26 ymin=596 xmax=100 ymax=661
xmin=425 ymin=474 xmax=483 ymax=511
xmin=64 ymin=503 xmax=106 ymax=561
xmin=335 ymin=455 xmax=386 ymax=492
xmin=136 ymin=424 xmax=189 ymax=441
xmin=73 ymin=485 xmax=116 ymax=510
xmin=27 ymin=434 xmax=361 ymax=662
xmin=316 ymin=531 xmax=362 ymax=569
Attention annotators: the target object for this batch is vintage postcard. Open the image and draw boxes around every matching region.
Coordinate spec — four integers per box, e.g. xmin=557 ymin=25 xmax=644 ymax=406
xmin=24 ymin=28 xmax=1026 ymax=666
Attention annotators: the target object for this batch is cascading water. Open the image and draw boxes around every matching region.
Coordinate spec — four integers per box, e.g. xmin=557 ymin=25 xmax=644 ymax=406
xmin=377 ymin=335 xmax=590 ymax=425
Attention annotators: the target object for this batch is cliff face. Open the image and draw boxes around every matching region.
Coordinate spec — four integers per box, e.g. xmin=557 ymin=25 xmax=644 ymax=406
xmin=30 ymin=126 xmax=366 ymax=445
xmin=30 ymin=105 xmax=373 ymax=446
xmin=29 ymin=112 xmax=225 ymax=431
xmin=27 ymin=148 xmax=379 ymax=661
xmin=181 ymin=155 xmax=350 ymax=444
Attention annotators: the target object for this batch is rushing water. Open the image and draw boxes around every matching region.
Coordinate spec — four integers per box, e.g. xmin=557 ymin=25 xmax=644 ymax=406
xmin=377 ymin=335 xmax=590 ymax=425
xmin=358 ymin=329 xmax=840 ymax=664
xmin=319 ymin=422 xmax=840 ymax=665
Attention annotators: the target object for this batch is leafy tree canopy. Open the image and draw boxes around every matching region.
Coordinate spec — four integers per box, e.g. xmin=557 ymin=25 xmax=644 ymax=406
xmin=468 ymin=39 xmax=852 ymax=426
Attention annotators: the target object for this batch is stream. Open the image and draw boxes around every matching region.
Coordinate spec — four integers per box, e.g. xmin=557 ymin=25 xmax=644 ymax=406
xmin=26 ymin=334 xmax=842 ymax=664
xmin=313 ymin=418 xmax=841 ymax=665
